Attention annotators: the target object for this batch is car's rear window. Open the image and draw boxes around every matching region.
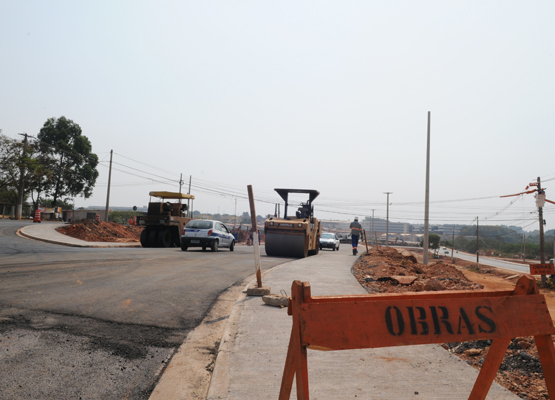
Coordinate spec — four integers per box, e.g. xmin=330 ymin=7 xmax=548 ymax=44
xmin=187 ymin=220 xmax=213 ymax=229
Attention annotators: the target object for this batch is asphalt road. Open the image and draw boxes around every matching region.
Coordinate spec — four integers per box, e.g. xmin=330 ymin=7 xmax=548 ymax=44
xmin=451 ymin=251 xmax=533 ymax=274
xmin=0 ymin=219 xmax=294 ymax=399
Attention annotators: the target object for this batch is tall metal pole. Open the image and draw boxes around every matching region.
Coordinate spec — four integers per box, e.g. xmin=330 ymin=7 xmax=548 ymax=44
xmin=371 ymin=209 xmax=375 ymax=244
xmin=538 ymin=176 xmax=547 ymax=287
xmin=187 ymin=175 xmax=192 ymax=217
xmin=384 ymin=192 xmax=392 ymax=247
xmin=476 ymin=216 xmax=479 ymax=264
xmin=423 ymin=112 xmax=431 ymax=264
xmin=452 ymin=227 xmax=455 ymax=261
xmin=104 ymin=150 xmax=113 ymax=223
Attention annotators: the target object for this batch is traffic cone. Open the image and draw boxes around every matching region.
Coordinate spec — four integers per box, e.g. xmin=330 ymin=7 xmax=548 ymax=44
xmin=33 ymin=209 xmax=41 ymax=223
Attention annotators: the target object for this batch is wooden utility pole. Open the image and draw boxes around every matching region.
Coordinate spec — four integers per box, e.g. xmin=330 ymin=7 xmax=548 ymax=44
xmin=246 ymin=185 xmax=269 ymax=295
xmin=538 ymin=177 xmax=547 ymax=287
xmin=476 ymin=217 xmax=479 ymax=264
xmin=423 ymin=111 xmax=431 ymax=264
xmin=16 ymin=133 xmax=29 ymax=220
xmin=104 ymin=149 xmax=113 ymax=222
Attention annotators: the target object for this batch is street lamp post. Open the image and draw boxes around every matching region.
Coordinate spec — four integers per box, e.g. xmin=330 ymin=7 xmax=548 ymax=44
xmin=384 ymin=192 xmax=392 ymax=247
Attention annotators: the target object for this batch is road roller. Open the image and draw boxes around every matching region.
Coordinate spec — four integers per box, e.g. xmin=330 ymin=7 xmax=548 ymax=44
xmin=136 ymin=191 xmax=195 ymax=248
xmin=264 ymin=189 xmax=321 ymax=258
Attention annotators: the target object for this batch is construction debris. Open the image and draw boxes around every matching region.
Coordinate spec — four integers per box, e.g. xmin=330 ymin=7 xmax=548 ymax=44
xmin=352 ymin=247 xmax=482 ymax=294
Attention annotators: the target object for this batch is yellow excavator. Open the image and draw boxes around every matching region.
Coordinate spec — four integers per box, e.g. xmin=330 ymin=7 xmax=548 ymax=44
xmin=264 ymin=189 xmax=321 ymax=258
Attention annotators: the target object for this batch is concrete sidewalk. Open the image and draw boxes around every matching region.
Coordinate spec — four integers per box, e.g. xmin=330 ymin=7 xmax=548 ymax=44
xmin=204 ymin=247 xmax=518 ymax=400
xmin=18 ymin=221 xmax=140 ymax=248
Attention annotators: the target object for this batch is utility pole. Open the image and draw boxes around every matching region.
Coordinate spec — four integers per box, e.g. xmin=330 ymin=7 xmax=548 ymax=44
xmin=522 ymin=233 xmax=526 ymax=262
xmin=104 ymin=150 xmax=113 ymax=222
xmin=423 ymin=111 xmax=431 ymax=264
xmin=452 ymin=227 xmax=455 ymax=261
xmin=384 ymin=192 xmax=392 ymax=247
xmin=371 ymin=209 xmax=375 ymax=245
xmin=179 ymin=173 xmax=183 ymax=194
xmin=187 ymin=175 xmax=192 ymax=218
xmin=16 ymin=133 xmax=29 ymax=220
xmin=537 ymin=176 xmax=547 ymax=287
xmin=476 ymin=216 xmax=479 ymax=264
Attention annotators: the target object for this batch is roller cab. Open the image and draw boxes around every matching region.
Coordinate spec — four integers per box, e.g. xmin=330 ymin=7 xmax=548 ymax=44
xmin=264 ymin=189 xmax=321 ymax=258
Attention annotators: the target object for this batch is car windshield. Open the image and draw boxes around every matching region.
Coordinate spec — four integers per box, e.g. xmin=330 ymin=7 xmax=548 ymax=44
xmin=187 ymin=220 xmax=213 ymax=229
xmin=321 ymin=233 xmax=335 ymax=239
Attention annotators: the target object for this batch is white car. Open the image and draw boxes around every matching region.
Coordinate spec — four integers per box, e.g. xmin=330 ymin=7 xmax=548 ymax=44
xmin=319 ymin=232 xmax=340 ymax=251
xmin=181 ymin=220 xmax=235 ymax=252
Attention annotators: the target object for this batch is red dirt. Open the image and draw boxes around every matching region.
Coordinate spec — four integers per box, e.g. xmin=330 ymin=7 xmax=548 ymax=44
xmin=56 ymin=219 xmax=143 ymax=242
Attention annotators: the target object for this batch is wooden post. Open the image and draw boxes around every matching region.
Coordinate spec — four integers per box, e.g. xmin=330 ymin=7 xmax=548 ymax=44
xmin=363 ymin=229 xmax=369 ymax=254
xmin=246 ymin=185 xmax=270 ymax=296
xmin=247 ymin=185 xmax=262 ymax=287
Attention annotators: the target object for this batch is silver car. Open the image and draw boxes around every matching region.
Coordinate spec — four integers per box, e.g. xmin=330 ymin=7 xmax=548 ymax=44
xmin=319 ymin=232 xmax=340 ymax=251
xmin=181 ymin=220 xmax=235 ymax=252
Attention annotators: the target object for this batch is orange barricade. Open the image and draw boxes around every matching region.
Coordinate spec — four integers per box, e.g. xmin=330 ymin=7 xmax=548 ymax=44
xmin=530 ymin=263 xmax=555 ymax=275
xmin=279 ymin=275 xmax=555 ymax=400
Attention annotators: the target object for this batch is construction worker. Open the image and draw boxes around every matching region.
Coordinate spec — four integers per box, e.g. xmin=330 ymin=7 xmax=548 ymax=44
xmin=349 ymin=217 xmax=363 ymax=255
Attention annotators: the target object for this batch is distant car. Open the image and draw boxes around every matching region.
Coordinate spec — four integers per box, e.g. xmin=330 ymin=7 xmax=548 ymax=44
xmin=320 ymin=232 xmax=340 ymax=251
xmin=444 ymin=250 xmax=450 ymax=255
xmin=181 ymin=220 xmax=235 ymax=252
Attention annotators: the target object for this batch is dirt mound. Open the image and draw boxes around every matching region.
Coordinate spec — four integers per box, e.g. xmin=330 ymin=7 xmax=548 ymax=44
xmin=56 ymin=219 xmax=143 ymax=242
xmin=352 ymin=247 xmax=482 ymax=294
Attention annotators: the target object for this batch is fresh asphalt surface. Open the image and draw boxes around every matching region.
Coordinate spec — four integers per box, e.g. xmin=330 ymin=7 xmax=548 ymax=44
xmin=0 ymin=219 xmax=294 ymax=399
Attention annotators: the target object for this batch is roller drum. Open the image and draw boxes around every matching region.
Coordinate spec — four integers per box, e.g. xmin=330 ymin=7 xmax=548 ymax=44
xmin=265 ymin=232 xmax=308 ymax=258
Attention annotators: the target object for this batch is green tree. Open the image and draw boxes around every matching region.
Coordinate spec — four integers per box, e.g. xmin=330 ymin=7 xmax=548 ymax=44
xmin=41 ymin=198 xmax=74 ymax=210
xmin=429 ymin=233 xmax=441 ymax=255
xmin=241 ymin=211 xmax=250 ymax=224
xmin=0 ymin=134 xmax=22 ymax=202
xmin=37 ymin=117 xmax=99 ymax=207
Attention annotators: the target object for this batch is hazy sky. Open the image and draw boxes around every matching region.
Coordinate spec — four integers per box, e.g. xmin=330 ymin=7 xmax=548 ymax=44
xmin=2 ymin=1 xmax=554 ymax=231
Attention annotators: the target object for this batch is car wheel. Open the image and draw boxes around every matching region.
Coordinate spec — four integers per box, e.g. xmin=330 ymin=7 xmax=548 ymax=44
xmin=332 ymin=245 xmax=336 ymax=251
xmin=180 ymin=240 xmax=188 ymax=251
xmin=211 ymin=240 xmax=218 ymax=252
xmin=202 ymin=246 xmax=207 ymax=251
xmin=229 ymin=240 xmax=235 ymax=251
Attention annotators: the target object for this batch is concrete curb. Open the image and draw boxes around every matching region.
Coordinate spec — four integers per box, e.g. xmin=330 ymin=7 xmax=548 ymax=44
xmin=206 ymin=260 xmax=297 ymax=400
xmin=148 ymin=264 xmax=281 ymax=400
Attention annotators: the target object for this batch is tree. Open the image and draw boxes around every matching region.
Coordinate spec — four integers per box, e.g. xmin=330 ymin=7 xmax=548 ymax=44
xmin=241 ymin=211 xmax=250 ymax=224
xmin=429 ymin=233 xmax=441 ymax=255
xmin=37 ymin=117 xmax=99 ymax=207
xmin=0 ymin=134 xmax=22 ymax=201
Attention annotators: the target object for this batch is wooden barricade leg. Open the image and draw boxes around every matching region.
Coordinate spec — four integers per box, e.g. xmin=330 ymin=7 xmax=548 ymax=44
xmin=468 ymin=338 xmax=511 ymax=400
xmin=278 ymin=281 xmax=310 ymax=400
xmin=469 ymin=275 xmax=538 ymax=400
xmin=278 ymin=330 xmax=297 ymax=400
xmin=535 ymin=334 xmax=555 ymax=398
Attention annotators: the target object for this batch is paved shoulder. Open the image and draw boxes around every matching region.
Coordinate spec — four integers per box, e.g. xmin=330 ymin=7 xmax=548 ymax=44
xmin=207 ymin=248 xmax=519 ymax=400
